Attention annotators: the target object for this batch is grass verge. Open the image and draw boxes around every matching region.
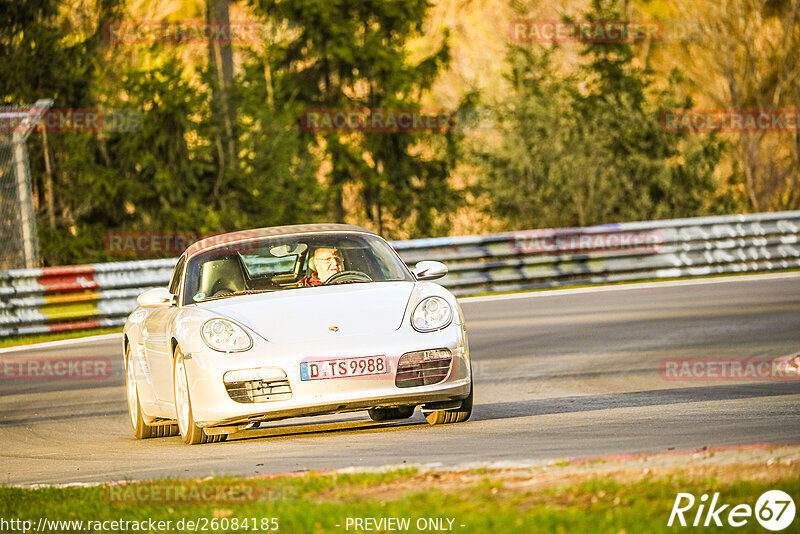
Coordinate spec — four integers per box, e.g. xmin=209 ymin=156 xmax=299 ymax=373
xmin=1 ymin=447 xmax=798 ymax=533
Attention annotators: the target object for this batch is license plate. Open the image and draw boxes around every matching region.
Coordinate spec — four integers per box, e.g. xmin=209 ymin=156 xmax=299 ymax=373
xmin=300 ymin=356 xmax=388 ymax=381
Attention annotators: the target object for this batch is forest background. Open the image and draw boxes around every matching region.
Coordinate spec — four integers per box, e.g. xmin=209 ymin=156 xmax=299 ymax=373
xmin=1 ymin=0 xmax=798 ymax=265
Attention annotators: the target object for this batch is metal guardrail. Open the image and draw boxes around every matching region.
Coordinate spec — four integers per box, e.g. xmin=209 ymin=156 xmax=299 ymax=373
xmin=1 ymin=212 xmax=798 ymax=337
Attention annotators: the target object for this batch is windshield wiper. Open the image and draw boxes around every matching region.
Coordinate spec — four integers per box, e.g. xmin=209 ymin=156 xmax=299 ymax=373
xmin=197 ymin=289 xmax=275 ymax=302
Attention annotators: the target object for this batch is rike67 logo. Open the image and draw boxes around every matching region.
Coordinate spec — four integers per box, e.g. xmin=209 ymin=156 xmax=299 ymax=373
xmin=668 ymin=490 xmax=795 ymax=531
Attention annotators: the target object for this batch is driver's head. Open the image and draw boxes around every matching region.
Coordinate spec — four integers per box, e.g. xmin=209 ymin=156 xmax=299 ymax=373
xmin=313 ymin=247 xmax=343 ymax=282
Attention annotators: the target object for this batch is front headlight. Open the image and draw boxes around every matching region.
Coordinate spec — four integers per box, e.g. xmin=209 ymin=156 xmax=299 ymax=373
xmin=201 ymin=318 xmax=253 ymax=352
xmin=411 ymin=296 xmax=453 ymax=332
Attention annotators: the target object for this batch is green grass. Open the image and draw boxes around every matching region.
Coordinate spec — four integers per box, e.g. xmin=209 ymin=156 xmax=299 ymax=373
xmin=0 ymin=327 xmax=122 ymax=349
xmin=1 ymin=469 xmax=797 ymax=533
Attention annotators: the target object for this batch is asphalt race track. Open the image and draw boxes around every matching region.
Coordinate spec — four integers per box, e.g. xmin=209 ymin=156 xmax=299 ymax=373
xmin=1 ymin=273 xmax=799 ymax=486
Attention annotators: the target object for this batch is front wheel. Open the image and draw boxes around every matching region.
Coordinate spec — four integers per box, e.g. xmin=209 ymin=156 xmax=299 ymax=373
xmin=173 ymin=347 xmax=226 ymax=445
xmin=423 ymin=379 xmax=473 ymax=425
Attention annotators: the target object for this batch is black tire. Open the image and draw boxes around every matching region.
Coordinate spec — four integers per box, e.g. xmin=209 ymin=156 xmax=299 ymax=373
xmin=368 ymin=405 xmax=415 ymax=422
xmin=423 ymin=378 xmax=473 ymax=425
xmin=126 ymin=343 xmax=157 ymax=439
xmin=151 ymin=424 xmax=181 ymax=438
xmin=173 ymin=347 xmax=227 ymax=445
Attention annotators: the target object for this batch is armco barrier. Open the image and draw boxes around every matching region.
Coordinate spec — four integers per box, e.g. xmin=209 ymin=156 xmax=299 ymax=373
xmin=0 ymin=212 xmax=798 ymax=337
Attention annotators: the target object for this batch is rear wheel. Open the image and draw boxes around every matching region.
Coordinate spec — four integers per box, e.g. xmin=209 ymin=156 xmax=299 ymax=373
xmin=423 ymin=378 xmax=473 ymax=425
xmin=126 ymin=343 xmax=156 ymax=439
xmin=368 ymin=405 xmax=415 ymax=422
xmin=173 ymin=347 xmax=227 ymax=445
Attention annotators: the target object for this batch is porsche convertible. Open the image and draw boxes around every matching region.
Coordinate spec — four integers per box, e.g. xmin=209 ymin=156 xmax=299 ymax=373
xmin=123 ymin=224 xmax=473 ymax=444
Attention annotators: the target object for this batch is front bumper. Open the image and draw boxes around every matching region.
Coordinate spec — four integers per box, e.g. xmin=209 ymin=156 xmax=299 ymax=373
xmin=183 ymin=323 xmax=471 ymax=427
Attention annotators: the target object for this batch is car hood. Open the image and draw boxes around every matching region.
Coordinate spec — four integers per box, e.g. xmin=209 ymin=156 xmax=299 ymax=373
xmin=196 ymin=281 xmax=416 ymax=343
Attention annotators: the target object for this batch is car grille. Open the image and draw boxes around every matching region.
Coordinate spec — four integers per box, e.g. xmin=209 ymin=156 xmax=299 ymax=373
xmin=225 ymin=378 xmax=293 ymax=403
xmin=395 ymin=349 xmax=452 ymax=388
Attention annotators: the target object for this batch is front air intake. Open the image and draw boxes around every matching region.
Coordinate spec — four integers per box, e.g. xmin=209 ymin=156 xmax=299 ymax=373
xmin=225 ymin=378 xmax=292 ymax=403
xmin=395 ymin=349 xmax=452 ymax=388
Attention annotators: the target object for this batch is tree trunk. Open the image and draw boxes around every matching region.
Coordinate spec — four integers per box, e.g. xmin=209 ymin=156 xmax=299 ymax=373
xmin=207 ymin=0 xmax=238 ymax=198
xmin=41 ymin=126 xmax=55 ymax=228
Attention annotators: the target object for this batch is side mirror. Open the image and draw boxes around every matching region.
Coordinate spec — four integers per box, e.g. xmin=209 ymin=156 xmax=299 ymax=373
xmin=137 ymin=287 xmax=175 ymax=308
xmin=411 ymin=260 xmax=448 ymax=281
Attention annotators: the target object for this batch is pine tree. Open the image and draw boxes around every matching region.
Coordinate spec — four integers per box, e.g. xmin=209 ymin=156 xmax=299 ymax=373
xmin=477 ymin=0 xmax=731 ymax=230
xmin=253 ymin=0 xmax=460 ymax=237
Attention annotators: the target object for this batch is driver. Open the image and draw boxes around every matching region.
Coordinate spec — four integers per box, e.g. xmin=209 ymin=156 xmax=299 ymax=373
xmin=298 ymin=247 xmax=343 ymax=286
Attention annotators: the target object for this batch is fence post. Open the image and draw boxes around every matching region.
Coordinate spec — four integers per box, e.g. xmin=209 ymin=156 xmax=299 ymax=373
xmin=0 ymin=99 xmax=53 ymax=270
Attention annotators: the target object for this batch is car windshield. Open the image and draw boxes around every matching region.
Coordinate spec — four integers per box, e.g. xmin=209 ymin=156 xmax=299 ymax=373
xmin=183 ymin=232 xmax=413 ymax=303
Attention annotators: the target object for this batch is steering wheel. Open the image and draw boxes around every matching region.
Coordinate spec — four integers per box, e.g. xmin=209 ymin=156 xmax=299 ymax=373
xmin=210 ymin=288 xmax=234 ymax=297
xmin=209 ymin=280 xmax=236 ymax=297
xmin=324 ymin=270 xmax=373 ymax=285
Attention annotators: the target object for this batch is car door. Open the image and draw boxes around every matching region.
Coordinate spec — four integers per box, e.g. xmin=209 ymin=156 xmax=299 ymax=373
xmin=143 ymin=255 xmax=185 ymax=402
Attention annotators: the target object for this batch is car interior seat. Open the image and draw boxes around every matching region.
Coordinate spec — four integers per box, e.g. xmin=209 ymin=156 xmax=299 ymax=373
xmin=198 ymin=254 xmax=248 ymax=297
xmin=307 ymin=253 xmax=317 ymax=276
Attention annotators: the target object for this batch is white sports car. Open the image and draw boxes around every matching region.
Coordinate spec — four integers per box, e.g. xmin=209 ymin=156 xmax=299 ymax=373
xmin=123 ymin=224 xmax=473 ymax=444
